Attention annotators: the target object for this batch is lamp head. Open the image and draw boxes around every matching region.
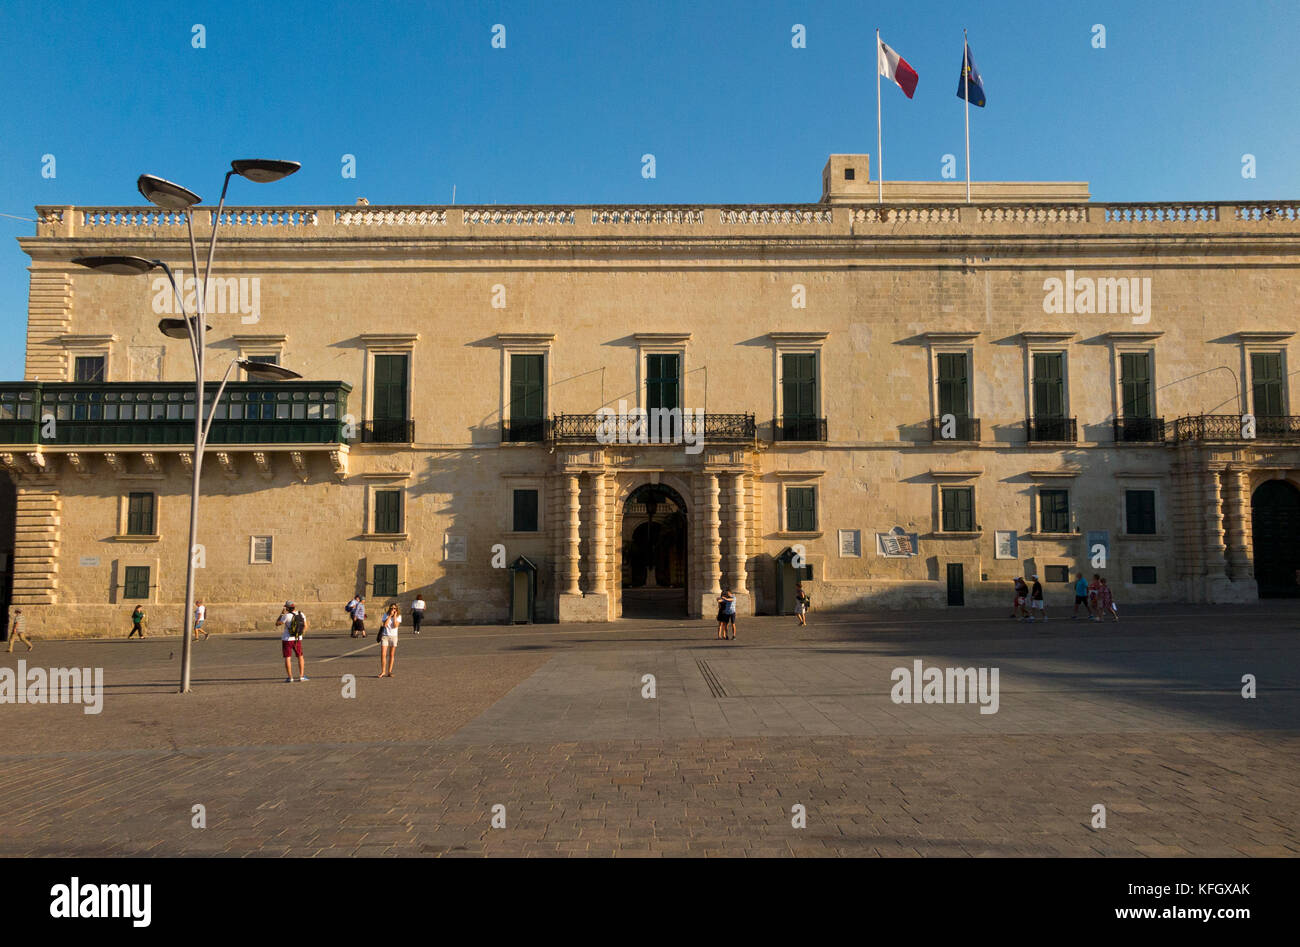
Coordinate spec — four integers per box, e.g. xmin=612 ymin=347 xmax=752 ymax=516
xmin=72 ymin=255 xmax=157 ymax=275
xmin=231 ymin=159 xmax=301 ymax=184
xmin=137 ymin=174 xmax=202 ymax=209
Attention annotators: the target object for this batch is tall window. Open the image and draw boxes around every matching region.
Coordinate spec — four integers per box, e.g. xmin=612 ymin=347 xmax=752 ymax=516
xmin=512 ymin=488 xmax=539 ymax=532
xmin=508 ymin=354 xmax=545 ymax=441
xmin=73 ymin=355 xmax=106 ymax=382
xmin=1120 ymin=352 xmax=1153 ymax=418
xmin=1039 ymin=489 xmax=1070 ymax=534
xmin=371 ymin=354 xmax=410 ymax=441
xmin=374 ymin=489 xmax=402 ymax=534
xmin=786 ymin=486 xmax=817 ymax=532
xmin=1032 ymin=353 xmax=1065 ymax=419
xmin=1251 ymin=352 xmax=1285 ymax=417
xmin=781 ymin=353 xmax=818 ymax=428
xmin=1125 ymin=490 xmax=1156 ymax=534
xmin=646 ymin=354 xmax=681 ymax=441
xmin=126 ymin=492 xmax=155 ymax=535
xmin=373 ymin=564 xmax=398 ymax=598
xmin=941 ymin=486 xmax=974 ymax=532
xmin=123 ymin=565 xmax=150 ymax=600
xmin=937 ymin=353 xmax=970 ymax=418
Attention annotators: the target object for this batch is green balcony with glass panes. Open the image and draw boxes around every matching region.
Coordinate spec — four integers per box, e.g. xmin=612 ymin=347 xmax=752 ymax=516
xmin=0 ymin=381 xmax=351 ymax=446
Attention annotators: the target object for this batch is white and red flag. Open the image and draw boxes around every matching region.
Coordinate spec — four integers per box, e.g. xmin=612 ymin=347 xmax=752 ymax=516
xmin=878 ymin=38 xmax=919 ymax=98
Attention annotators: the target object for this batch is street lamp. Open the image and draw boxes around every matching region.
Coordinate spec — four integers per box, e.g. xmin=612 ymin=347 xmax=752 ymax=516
xmin=70 ymin=158 xmax=300 ymax=693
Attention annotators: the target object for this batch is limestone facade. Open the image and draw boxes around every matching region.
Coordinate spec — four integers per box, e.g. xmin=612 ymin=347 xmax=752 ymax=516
xmin=4 ymin=157 xmax=1300 ymax=635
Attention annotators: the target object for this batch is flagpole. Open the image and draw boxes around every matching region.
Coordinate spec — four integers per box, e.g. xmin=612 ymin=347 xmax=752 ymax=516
xmin=963 ymin=29 xmax=971 ymax=203
xmin=876 ymin=28 xmax=883 ymax=204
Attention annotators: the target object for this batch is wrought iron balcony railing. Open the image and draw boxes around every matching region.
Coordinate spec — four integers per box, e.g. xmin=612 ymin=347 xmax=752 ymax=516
xmin=1114 ymin=416 xmax=1166 ymax=443
xmin=548 ymin=412 xmax=755 ymax=445
xmin=1172 ymin=414 xmax=1300 ymax=444
xmin=930 ymin=416 xmax=981 ymax=442
xmin=773 ymin=417 xmax=828 ymax=442
xmin=500 ymin=418 xmax=546 ymax=443
xmin=359 ymin=419 xmax=415 ymax=443
xmin=1026 ymin=417 xmax=1077 ymax=443
xmin=0 ymin=381 xmax=350 ymax=446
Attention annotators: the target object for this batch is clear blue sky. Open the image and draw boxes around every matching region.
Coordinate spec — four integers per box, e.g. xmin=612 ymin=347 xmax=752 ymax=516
xmin=1 ymin=0 xmax=1296 ymax=379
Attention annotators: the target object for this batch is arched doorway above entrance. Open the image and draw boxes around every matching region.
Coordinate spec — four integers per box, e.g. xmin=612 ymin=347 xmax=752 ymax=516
xmin=621 ymin=483 xmax=688 ymax=618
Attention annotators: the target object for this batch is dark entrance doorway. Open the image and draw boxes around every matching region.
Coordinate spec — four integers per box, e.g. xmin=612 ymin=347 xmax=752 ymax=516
xmin=621 ymin=484 xmax=688 ymax=618
xmin=1251 ymin=479 xmax=1300 ymax=598
xmin=946 ymin=563 xmax=965 ymax=606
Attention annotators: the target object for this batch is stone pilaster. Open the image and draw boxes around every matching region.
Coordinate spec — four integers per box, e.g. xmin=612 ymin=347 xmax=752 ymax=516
xmin=706 ymin=473 xmax=722 ymax=595
xmin=1204 ymin=467 xmax=1227 ymax=581
xmin=10 ymin=477 xmax=61 ymax=614
xmin=1224 ymin=466 xmax=1252 ymax=579
xmin=564 ymin=472 xmax=581 ymax=595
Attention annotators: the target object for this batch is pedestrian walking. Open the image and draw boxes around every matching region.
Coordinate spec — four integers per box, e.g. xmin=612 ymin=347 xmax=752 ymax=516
xmin=350 ymin=595 xmax=367 ymax=638
xmin=378 ymin=603 xmax=400 ymax=677
xmin=277 ymin=600 xmax=309 ymax=682
xmin=1098 ymin=577 xmax=1119 ymax=622
xmin=6 ymin=608 xmax=33 ymax=652
xmin=1088 ymin=574 xmax=1102 ymax=622
xmin=1030 ymin=574 xmax=1047 ymax=622
xmin=1071 ymin=573 xmax=1090 ymax=620
xmin=193 ymin=599 xmax=209 ymax=640
xmin=715 ymin=590 xmax=732 ymax=640
xmin=411 ymin=596 xmax=426 ymax=635
xmin=128 ymin=604 xmax=147 ymax=638
xmin=1013 ymin=576 xmax=1030 ymax=620
xmin=345 ymin=593 xmax=360 ymax=636
xmin=795 ymin=582 xmax=810 ymax=627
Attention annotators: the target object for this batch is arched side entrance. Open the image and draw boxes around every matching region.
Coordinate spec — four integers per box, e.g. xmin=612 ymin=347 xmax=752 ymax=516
xmin=1251 ymin=479 xmax=1300 ymax=598
xmin=620 ymin=483 xmax=688 ymax=618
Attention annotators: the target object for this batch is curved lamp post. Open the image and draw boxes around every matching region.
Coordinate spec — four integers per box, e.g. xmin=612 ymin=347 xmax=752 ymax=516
xmin=70 ymin=158 xmax=300 ymax=693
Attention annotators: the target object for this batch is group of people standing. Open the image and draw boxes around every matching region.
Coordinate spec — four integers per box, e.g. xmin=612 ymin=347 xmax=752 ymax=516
xmin=714 ymin=581 xmax=812 ymax=639
xmin=1012 ymin=573 xmax=1119 ymax=623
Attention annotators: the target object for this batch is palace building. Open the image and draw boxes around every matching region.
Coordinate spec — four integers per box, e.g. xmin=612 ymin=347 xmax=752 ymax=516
xmin=2 ymin=154 xmax=1299 ymax=635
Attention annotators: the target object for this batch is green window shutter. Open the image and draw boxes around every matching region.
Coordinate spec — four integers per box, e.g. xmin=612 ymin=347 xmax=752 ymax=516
xmin=372 ymin=354 xmax=409 ymax=421
xmin=1125 ymin=490 xmax=1156 ymax=534
xmin=123 ymin=566 xmax=150 ymax=600
xmin=781 ymin=354 xmax=817 ymax=420
xmin=942 ymin=487 xmax=974 ymax=532
xmin=127 ymin=492 xmax=154 ymax=535
xmin=1120 ymin=352 xmax=1152 ymax=419
xmin=786 ymin=487 xmax=816 ymax=532
xmin=936 ymin=354 xmax=970 ymax=418
xmin=373 ymin=564 xmax=398 ymax=598
xmin=1033 ymin=353 xmax=1065 ymax=419
xmin=1251 ymin=352 xmax=1284 ymax=417
xmin=1040 ymin=489 xmax=1070 ymax=533
xmin=645 ymin=354 xmax=680 ymax=411
xmin=374 ymin=490 xmax=402 ymax=534
xmin=510 ymin=354 xmax=545 ymax=422
xmin=512 ymin=489 xmax=539 ymax=532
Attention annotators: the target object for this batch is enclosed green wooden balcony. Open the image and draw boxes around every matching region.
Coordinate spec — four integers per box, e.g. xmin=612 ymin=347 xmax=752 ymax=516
xmin=0 ymin=381 xmax=351 ymax=446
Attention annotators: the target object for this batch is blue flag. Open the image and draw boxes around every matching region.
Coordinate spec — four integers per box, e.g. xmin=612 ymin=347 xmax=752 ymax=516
xmin=957 ymin=44 xmax=985 ymax=107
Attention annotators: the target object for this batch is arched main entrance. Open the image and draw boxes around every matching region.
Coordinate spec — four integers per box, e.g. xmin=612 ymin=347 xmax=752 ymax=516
xmin=1251 ymin=479 xmax=1300 ymax=598
xmin=620 ymin=483 xmax=688 ymax=617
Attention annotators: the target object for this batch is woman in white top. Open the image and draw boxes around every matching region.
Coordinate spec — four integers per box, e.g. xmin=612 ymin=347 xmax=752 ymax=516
xmin=411 ymin=597 xmax=426 ymax=635
xmin=378 ymin=603 xmax=401 ymax=678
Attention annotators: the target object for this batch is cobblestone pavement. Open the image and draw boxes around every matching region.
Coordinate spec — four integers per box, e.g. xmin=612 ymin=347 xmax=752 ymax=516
xmin=1 ymin=606 xmax=1297 ymax=856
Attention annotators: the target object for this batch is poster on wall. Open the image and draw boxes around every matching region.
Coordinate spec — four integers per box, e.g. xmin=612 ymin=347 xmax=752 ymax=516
xmin=994 ymin=530 xmax=1018 ymax=560
xmin=876 ymin=526 xmax=919 ymax=558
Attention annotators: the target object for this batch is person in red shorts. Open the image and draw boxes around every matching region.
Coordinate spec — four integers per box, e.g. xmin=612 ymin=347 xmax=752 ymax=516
xmin=277 ymin=600 xmax=309 ymax=682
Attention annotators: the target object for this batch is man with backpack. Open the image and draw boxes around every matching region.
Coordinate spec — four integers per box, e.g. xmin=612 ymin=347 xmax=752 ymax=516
xmin=277 ymin=600 xmax=310 ymax=682
xmin=346 ymin=594 xmax=361 ymax=637
xmin=349 ymin=595 xmax=366 ymax=638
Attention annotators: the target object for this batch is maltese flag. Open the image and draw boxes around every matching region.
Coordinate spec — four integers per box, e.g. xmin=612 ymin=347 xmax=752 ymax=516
xmin=878 ymin=38 xmax=919 ymax=98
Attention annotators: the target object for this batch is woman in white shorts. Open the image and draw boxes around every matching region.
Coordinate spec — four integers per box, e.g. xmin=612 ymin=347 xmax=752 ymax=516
xmin=378 ymin=603 xmax=401 ymax=678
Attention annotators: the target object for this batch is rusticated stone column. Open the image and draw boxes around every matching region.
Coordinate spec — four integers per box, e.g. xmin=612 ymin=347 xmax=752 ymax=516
xmin=1204 ymin=467 xmax=1227 ymax=580
xmin=706 ymin=472 xmax=722 ymax=595
xmin=729 ymin=472 xmax=748 ymax=593
xmin=589 ymin=472 xmax=607 ymax=594
xmin=564 ymin=472 xmax=581 ymax=595
xmin=1224 ymin=467 xmax=1253 ymax=579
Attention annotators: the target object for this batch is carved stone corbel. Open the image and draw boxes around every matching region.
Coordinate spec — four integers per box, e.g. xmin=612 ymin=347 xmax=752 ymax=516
xmin=102 ymin=453 xmax=125 ymax=477
xmin=215 ymin=452 xmax=238 ymax=480
xmin=329 ymin=449 xmax=348 ymax=482
xmin=65 ymin=453 xmax=93 ymax=478
xmin=289 ymin=451 xmax=309 ymax=483
xmin=252 ymin=452 xmax=273 ymax=480
xmin=140 ymin=453 xmax=160 ymax=474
